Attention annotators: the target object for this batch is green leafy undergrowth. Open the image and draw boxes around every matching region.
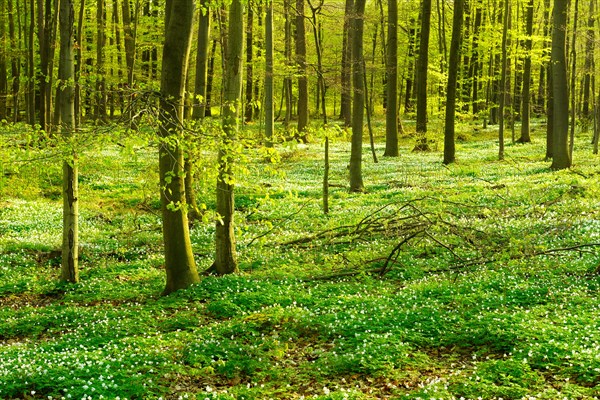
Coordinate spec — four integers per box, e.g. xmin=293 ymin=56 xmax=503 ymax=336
xmin=2 ymin=123 xmax=600 ymax=398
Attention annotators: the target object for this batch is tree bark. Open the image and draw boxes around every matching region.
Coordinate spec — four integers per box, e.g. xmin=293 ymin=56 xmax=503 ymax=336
xmin=7 ymin=0 xmax=19 ymax=122
xmin=444 ymin=0 xmax=464 ymax=164
xmin=215 ymin=0 xmax=243 ymax=275
xmin=160 ymin=0 xmax=200 ymax=294
xmin=517 ymin=0 xmax=534 ymax=143
xmin=265 ymin=0 xmax=274 ymax=146
xmin=296 ymin=0 xmax=309 ymax=141
xmin=59 ymin=0 xmax=78 ymax=283
xmin=244 ymin=0 xmax=254 ymax=122
xmin=384 ymin=0 xmax=398 ymax=157
xmin=340 ymin=0 xmax=354 ymax=127
xmin=581 ymin=0 xmax=594 ymax=118
xmin=415 ymin=0 xmax=432 ymax=148
xmin=192 ymin=0 xmax=210 ymax=120
xmin=498 ymin=0 xmax=509 ymax=160
xmin=95 ymin=0 xmax=107 ymax=122
xmin=349 ymin=0 xmax=365 ymax=192
xmin=550 ymin=0 xmax=571 ymax=169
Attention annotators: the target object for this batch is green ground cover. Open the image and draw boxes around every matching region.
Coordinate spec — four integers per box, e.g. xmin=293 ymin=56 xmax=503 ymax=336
xmin=1 ymin=122 xmax=600 ymax=399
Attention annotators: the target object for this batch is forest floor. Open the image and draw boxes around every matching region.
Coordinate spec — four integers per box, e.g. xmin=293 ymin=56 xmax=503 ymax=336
xmin=1 ymin=120 xmax=600 ymax=399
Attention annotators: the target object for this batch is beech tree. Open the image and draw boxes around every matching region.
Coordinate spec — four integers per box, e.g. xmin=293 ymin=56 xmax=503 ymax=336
xmin=215 ymin=0 xmax=244 ymax=275
xmin=58 ymin=0 xmax=78 ymax=282
xmin=349 ymin=0 xmax=366 ymax=192
xmin=415 ymin=0 xmax=432 ymax=150
xmin=550 ymin=0 xmax=570 ymax=169
xmin=159 ymin=0 xmax=200 ymax=294
xmin=443 ymin=0 xmax=465 ymax=164
xmin=383 ymin=0 xmax=398 ymax=157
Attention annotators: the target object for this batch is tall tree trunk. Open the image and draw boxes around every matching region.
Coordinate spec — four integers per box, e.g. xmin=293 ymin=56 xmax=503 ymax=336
xmin=215 ymin=0 xmax=243 ymax=275
xmin=404 ymin=17 xmax=417 ymax=112
xmin=295 ymin=0 xmax=309 ymax=141
xmin=536 ymin=0 xmax=551 ymax=115
xmin=518 ymin=0 xmax=534 ymax=143
xmin=59 ymin=0 xmax=78 ymax=282
xmin=308 ymin=0 xmax=326 ymax=124
xmin=192 ymin=0 xmax=210 ymax=120
xmin=568 ymin=0 xmax=579 ymax=159
xmin=339 ymin=0 xmax=354 ymax=126
xmin=550 ymin=0 xmax=570 ymax=169
xmin=27 ymin=0 xmax=35 ymax=125
xmin=444 ymin=0 xmax=464 ymax=164
xmin=264 ymin=0 xmax=274 ymax=146
xmin=160 ymin=0 xmax=200 ymax=294
xmin=95 ymin=0 xmax=107 ymax=122
xmin=283 ymin=0 xmax=293 ymax=126
xmin=0 ymin=0 xmax=7 ymax=121
xmin=74 ymin=0 xmax=84 ymax=126
xmin=7 ymin=0 xmax=19 ymax=122
xmin=469 ymin=0 xmax=482 ymax=114
xmin=349 ymin=0 xmax=365 ymax=192
xmin=384 ymin=0 xmax=398 ymax=156
xmin=581 ymin=0 xmax=594 ymax=118
xmin=37 ymin=0 xmax=54 ymax=132
xmin=244 ymin=0 xmax=254 ymax=122
xmin=498 ymin=0 xmax=509 ymax=160
xmin=415 ymin=0 xmax=432 ymax=149
xmin=122 ymin=0 xmax=136 ymax=86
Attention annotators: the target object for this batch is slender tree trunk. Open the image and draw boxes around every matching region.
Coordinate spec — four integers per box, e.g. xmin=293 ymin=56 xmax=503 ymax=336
xmin=444 ymin=0 xmax=464 ymax=164
xmin=283 ymin=0 xmax=293 ymax=126
xmin=581 ymin=0 xmax=594 ymax=119
xmin=265 ymin=0 xmax=273 ymax=146
xmin=215 ymin=0 xmax=243 ymax=275
xmin=340 ymin=0 xmax=354 ymax=126
xmin=122 ymin=0 xmax=136 ymax=86
xmin=536 ymin=0 xmax=551 ymax=115
xmin=469 ymin=0 xmax=482 ymax=114
xmin=349 ymin=0 xmax=366 ymax=192
xmin=568 ymin=0 xmax=579 ymax=159
xmin=192 ymin=0 xmax=210 ymax=120
xmin=7 ymin=0 xmax=19 ymax=122
xmin=59 ymin=0 xmax=78 ymax=282
xmin=205 ymin=36 xmax=217 ymax=117
xmin=0 ymin=0 xmax=7 ymax=121
xmin=308 ymin=0 xmax=326 ymax=125
xmin=498 ymin=0 xmax=509 ymax=160
xmin=95 ymin=0 xmax=107 ymax=122
xmin=518 ymin=0 xmax=534 ymax=143
xmin=27 ymin=0 xmax=35 ymax=126
xmin=244 ymin=0 xmax=254 ymax=122
xmin=415 ymin=0 xmax=432 ymax=149
xmin=546 ymin=52 xmax=554 ymax=160
xmin=404 ymin=18 xmax=416 ymax=112
xmin=296 ymin=0 xmax=309 ymax=140
xmin=160 ymin=0 xmax=200 ymax=294
xmin=550 ymin=0 xmax=570 ymax=169
xmin=384 ymin=0 xmax=398 ymax=156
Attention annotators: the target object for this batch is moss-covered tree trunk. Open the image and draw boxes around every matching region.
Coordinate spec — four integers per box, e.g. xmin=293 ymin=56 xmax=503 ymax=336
xmin=160 ymin=0 xmax=200 ymax=294
xmin=550 ymin=0 xmax=570 ymax=169
xmin=59 ymin=0 xmax=78 ymax=283
xmin=215 ymin=0 xmax=243 ymax=275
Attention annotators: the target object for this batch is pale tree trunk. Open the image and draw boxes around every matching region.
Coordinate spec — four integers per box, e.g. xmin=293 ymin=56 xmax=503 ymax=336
xmin=215 ymin=0 xmax=243 ymax=275
xmin=517 ymin=0 xmax=534 ymax=143
xmin=581 ymin=0 xmax=594 ymax=119
xmin=383 ymin=0 xmax=398 ymax=157
xmin=95 ymin=0 xmax=107 ymax=122
xmin=498 ymin=0 xmax=509 ymax=160
xmin=444 ymin=0 xmax=464 ymax=164
xmin=74 ymin=0 xmax=85 ymax=126
xmin=349 ymin=0 xmax=365 ymax=192
xmin=185 ymin=0 xmax=211 ymax=221
xmin=414 ymin=0 xmax=432 ymax=150
xmin=550 ymin=0 xmax=570 ymax=169
xmin=7 ymin=0 xmax=19 ymax=123
xmin=340 ymin=0 xmax=353 ymax=127
xmin=244 ymin=1 xmax=254 ymax=122
xmin=59 ymin=0 xmax=78 ymax=282
xmin=0 ymin=0 xmax=7 ymax=121
xmin=265 ymin=0 xmax=274 ymax=146
xmin=160 ymin=0 xmax=200 ymax=294
xmin=296 ymin=0 xmax=309 ymax=141
xmin=568 ymin=0 xmax=578 ymax=159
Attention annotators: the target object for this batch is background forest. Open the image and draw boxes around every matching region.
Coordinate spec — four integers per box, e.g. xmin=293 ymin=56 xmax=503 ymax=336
xmin=2 ymin=0 xmax=600 ymax=398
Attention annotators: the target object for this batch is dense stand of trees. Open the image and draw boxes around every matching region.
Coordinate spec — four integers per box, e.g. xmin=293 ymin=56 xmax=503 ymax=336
xmin=2 ymin=0 xmax=599 ymax=290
